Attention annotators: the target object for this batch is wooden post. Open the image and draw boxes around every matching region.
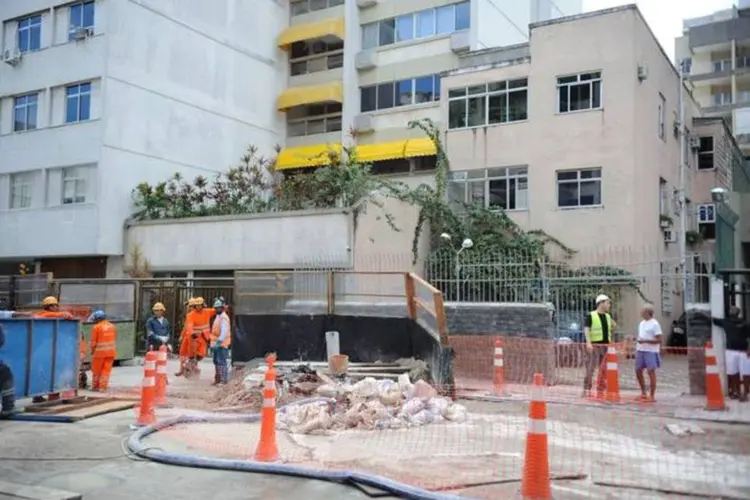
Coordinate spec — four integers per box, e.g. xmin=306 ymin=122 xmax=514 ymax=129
xmin=404 ymin=273 xmax=417 ymax=320
xmin=327 ymin=271 xmax=335 ymax=316
xmin=433 ymin=291 xmax=448 ymax=345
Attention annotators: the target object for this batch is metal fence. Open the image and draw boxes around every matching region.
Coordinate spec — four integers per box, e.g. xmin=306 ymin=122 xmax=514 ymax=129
xmin=0 ymin=274 xmax=51 ymax=310
xmin=55 ymin=280 xmax=137 ymax=321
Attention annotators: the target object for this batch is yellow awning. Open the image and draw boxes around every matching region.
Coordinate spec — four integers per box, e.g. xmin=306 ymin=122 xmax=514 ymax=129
xmin=355 ymin=138 xmax=437 ymax=163
xmin=278 ymin=18 xmax=345 ymax=48
xmin=275 ymin=143 xmax=342 ymax=170
xmin=277 ymin=82 xmax=343 ymax=111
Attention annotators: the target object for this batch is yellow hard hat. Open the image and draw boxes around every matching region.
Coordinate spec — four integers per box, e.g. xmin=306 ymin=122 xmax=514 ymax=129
xmin=42 ymin=296 xmax=58 ymax=307
xmin=194 ymin=297 xmax=204 ymax=306
xmin=152 ymin=302 xmax=166 ymax=312
xmin=187 ymin=297 xmax=197 ymax=306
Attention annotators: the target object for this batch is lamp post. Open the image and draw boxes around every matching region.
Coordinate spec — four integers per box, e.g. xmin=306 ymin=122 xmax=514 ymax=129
xmin=440 ymin=233 xmax=474 ymax=302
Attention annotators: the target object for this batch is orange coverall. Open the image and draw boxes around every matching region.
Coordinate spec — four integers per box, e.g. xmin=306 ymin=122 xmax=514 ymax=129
xmin=34 ymin=310 xmax=76 ymax=400
xmin=90 ymin=320 xmax=117 ymax=391
xmin=179 ymin=308 xmax=215 ymax=359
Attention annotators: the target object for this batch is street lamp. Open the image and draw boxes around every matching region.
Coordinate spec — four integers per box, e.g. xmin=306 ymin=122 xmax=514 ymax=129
xmin=440 ymin=233 xmax=474 ymax=302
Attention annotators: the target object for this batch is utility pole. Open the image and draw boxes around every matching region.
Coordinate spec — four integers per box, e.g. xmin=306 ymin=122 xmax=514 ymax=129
xmin=678 ymin=59 xmax=689 ymax=310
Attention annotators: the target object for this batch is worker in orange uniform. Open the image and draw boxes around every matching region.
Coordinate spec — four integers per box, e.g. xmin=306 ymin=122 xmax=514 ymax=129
xmin=177 ymin=297 xmax=215 ymax=378
xmin=88 ymin=310 xmax=117 ymax=391
xmin=78 ymin=329 xmax=88 ymax=389
xmin=210 ymin=298 xmax=232 ymax=385
xmin=175 ymin=297 xmax=196 ymax=377
xmin=33 ymin=296 xmax=75 ymax=403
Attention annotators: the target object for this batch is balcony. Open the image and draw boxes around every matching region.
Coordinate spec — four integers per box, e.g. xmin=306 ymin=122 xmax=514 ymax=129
xmin=690 ymin=59 xmax=732 ymax=83
xmin=286 ymin=102 xmax=343 ymax=140
xmin=278 ymin=18 xmax=344 ymax=50
xmin=291 ymin=0 xmax=345 ymax=18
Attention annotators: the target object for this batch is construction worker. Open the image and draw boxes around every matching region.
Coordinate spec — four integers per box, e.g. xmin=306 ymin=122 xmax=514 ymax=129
xmin=146 ymin=302 xmax=172 ymax=352
xmin=582 ymin=294 xmax=617 ymax=399
xmin=33 ymin=297 xmax=75 ymax=403
xmin=210 ymin=299 xmax=231 ymax=386
xmin=175 ymin=297 xmax=196 ymax=376
xmin=177 ymin=297 xmax=215 ymax=377
xmin=89 ymin=311 xmax=117 ymax=391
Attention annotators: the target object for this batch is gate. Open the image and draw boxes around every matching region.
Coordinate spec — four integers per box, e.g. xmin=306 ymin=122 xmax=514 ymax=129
xmin=715 ymin=202 xmax=739 ymax=273
xmin=136 ymin=278 xmax=235 ymax=353
xmin=0 ymin=274 xmax=51 ymax=310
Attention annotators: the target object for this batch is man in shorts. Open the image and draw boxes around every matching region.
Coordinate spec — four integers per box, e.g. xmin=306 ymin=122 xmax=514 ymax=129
xmin=635 ymin=303 xmax=662 ymax=402
xmin=713 ymin=306 xmax=750 ymax=401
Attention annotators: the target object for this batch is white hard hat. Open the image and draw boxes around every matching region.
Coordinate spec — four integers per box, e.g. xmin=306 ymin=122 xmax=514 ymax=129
xmin=595 ymin=294 xmax=611 ymax=304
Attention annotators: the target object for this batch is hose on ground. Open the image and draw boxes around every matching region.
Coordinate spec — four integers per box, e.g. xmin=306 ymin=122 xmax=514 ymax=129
xmin=127 ymin=397 xmax=467 ymax=500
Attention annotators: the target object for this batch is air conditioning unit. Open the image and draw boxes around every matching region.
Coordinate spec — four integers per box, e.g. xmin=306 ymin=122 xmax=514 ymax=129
xmin=2 ymin=48 xmax=22 ymax=66
xmin=355 ymin=50 xmax=376 ymax=71
xmin=663 ymin=229 xmax=676 ymax=243
xmin=353 ymin=114 xmax=374 ymax=133
xmin=637 ymin=64 xmax=648 ymax=81
xmin=70 ymin=26 xmax=94 ymax=41
xmin=688 ymin=136 xmax=701 ymax=149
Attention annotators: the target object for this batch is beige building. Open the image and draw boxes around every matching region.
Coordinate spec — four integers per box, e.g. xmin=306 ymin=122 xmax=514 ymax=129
xmin=675 ymin=1 xmax=750 ymax=159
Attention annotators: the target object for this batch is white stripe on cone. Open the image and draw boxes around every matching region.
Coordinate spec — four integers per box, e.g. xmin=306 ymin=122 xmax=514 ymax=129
xmin=157 ymin=365 xmax=167 ymax=374
xmin=494 ymin=359 xmax=504 ymax=367
xmin=494 ymin=347 xmax=503 ymax=355
xmin=145 ymin=361 xmax=156 ymax=370
xmin=607 ymin=347 xmax=616 ymax=354
xmin=706 ymin=365 xmax=719 ymax=374
xmin=705 ymin=348 xmax=716 ymax=357
xmin=531 ymin=386 xmax=544 ymax=401
xmin=142 ymin=377 xmax=155 ymax=387
xmin=607 ymin=362 xmax=618 ymax=370
xmin=264 ymin=380 xmax=276 ymax=390
xmin=527 ymin=418 xmax=547 ymax=434
xmin=262 ymin=398 xmax=275 ymax=408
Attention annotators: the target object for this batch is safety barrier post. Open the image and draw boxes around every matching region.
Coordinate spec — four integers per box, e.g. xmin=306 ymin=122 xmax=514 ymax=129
xmin=521 ymin=373 xmax=551 ymax=499
xmin=605 ymin=345 xmax=621 ymax=403
xmin=135 ymin=351 xmax=157 ymax=426
xmin=704 ymin=341 xmax=726 ymax=411
xmin=493 ymin=338 xmax=505 ymax=395
xmin=155 ymin=345 xmax=168 ymax=406
xmin=254 ymin=353 xmax=279 ymax=462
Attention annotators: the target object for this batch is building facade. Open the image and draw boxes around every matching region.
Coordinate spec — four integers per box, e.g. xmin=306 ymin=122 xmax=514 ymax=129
xmin=675 ymin=1 xmax=750 ymax=159
xmin=0 ymin=0 xmax=582 ymax=277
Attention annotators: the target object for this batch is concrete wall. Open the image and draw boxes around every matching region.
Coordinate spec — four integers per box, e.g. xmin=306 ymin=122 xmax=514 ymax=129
xmin=124 ymin=209 xmax=354 ymax=271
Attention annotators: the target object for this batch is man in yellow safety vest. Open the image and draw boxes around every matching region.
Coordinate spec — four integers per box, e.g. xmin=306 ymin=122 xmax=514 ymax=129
xmin=582 ymin=294 xmax=617 ymax=398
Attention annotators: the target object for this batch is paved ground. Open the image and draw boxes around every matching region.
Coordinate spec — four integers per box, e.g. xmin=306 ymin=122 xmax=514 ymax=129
xmin=2 ymin=360 xmax=750 ymax=500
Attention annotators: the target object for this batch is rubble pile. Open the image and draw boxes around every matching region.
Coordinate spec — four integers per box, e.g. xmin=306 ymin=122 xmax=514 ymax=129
xmin=278 ymin=374 xmax=468 ymax=435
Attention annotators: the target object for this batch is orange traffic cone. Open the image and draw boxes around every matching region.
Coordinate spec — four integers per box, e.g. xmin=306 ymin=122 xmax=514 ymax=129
xmin=155 ymin=345 xmax=168 ymax=406
xmin=136 ymin=351 xmax=157 ymax=426
xmin=605 ymin=345 xmax=621 ymax=403
xmin=704 ymin=342 xmax=726 ymax=411
xmin=521 ymin=373 xmax=551 ymax=500
xmin=254 ymin=353 xmax=279 ymax=462
xmin=493 ymin=338 xmax=505 ymax=395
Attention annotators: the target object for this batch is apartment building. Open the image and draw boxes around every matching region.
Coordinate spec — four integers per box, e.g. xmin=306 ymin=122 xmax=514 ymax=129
xmin=0 ymin=0 xmax=583 ymax=278
xmin=0 ymin=0 xmax=284 ymax=277
xmin=675 ymin=1 xmax=750 ymax=159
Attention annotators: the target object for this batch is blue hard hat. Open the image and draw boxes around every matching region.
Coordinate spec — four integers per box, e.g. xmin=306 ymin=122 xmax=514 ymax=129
xmin=91 ymin=310 xmax=106 ymax=321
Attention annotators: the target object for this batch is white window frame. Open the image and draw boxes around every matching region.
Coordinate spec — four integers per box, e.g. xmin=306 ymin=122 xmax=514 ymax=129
xmin=361 ymin=1 xmax=470 ymax=50
xmin=448 ymin=166 xmax=529 ymax=211
xmin=9 ymin=172 xmax=34 ymax=210
xmin=556 ymin=168 xmax=603 ymax=208
xmin=447 ymin=78 xmax=528 ymax=130
xmin=62 ymin=167 xmax=87 ymax=205
xmin=712 ymin=92 xmax=732 ymax=106
xmin=65 ymin=82 xmax=92 ymax=123
xmin=17 ymin=14 xmax=42 ymax=53
xmin=13 ymin=93 xmax=38 ymax=132
xmin=556 ymin=72 xmax=602 ymax=114
xmin=291 ymin=0 xmax=344 ymax=16
xmin=697 ymin=203 xmax=715 ymax=239
xmin=289 ymin=39 xmax=344 ymax=76
xmin=360 ymin=74 xmax=441 ymax=113
xmin=658 ymin=93 xmax=666 ymax=141
xmin=712 ymin=59 xmax=731 ymax=73
xmin=68 ymin=1 xmax=95 ymax=40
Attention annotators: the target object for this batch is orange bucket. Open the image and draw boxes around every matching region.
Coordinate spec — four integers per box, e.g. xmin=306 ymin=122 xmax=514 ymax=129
xmin=328 ymin=354 xmax=349 ymax=375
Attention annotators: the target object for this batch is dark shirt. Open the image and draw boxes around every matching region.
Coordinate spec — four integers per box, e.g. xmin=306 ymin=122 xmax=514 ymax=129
xmin=584 ymin=312 xmax=610 ymax=344
xmin=712 ymin=317 xmax=750 ymax=352
xmin=146 ymin=316 xmax=171 ymax=341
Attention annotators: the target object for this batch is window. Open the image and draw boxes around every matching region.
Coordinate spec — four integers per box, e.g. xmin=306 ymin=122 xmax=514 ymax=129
xmin=66 ymin=82 xmax=92 ymax=123
xmin=13 ymin=94 xmax=38 ymax=132
xmin=62 ymin=167 xmax=87 ymax=205
xmin=712 ymin=92 xmax=731 ymax=106
xmin=370 ymin=156 xmax=437 ymax=176
xmin=287 ymin=103 xmax=342 ymax=137
xmin=659 ymin=178 xmax=668 ymax=215
xmin=289 ymin=39 xmax=344 ymax=76
xmin=658 ymin=93 xmax=666 ymax=140
xmin=448 ymin=167 xmax=528 ymax=211
xmin=697 ymin=137 xmax=714 ymax=170
xmin=697 ymin=204 xmax=715 ymax=240
xmin=556 ymin=168 xmax=602 ymax=208
xmin=9 ymin=172 xmax=34 ymax=209
xmin=69 ymin=1 xmax=95 ymax=39
xmin=557 ymin=72 xmax=602 ymax=113
xmin=360 ymin=74 xmax=440 ymax=112
xmin=682 ymin=58 xmax=692 ymax=75
xmin=291 ymin=0 xmax=344 ymax=16
xmin=712 ymin=59 xmax=731 ymax=73
xmin=737 ymin=55 xmax=750 ymax=69
xmin=448 ymin=78 xmax=528 ymax=129
xmin=361 ymin=1 xmax=469 ymax=49
xmin=17 ymin=15 xmax=42 ymax=52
